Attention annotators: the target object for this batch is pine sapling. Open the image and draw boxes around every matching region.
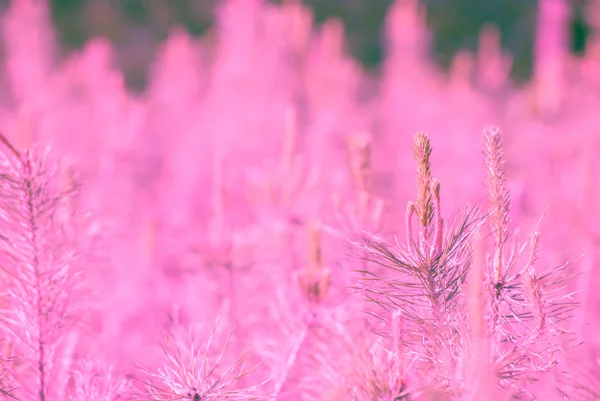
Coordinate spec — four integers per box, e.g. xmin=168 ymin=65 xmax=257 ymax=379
xmin=0 ymin=133 xmax=84 ymax=400
xmin=268 ymin=220 xmax=332 ymax=399
xmin=137 ymin=316 xmax=266 ymax=401
xmin=356 ymin=132 xmax=484 ymax=397
xmin=481 ymin=126 xmax=582 ymax=397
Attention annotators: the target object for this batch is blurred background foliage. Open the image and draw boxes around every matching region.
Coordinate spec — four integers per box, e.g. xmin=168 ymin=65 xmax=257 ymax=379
xmin=42 ymin=0 xmax=592 ymax=91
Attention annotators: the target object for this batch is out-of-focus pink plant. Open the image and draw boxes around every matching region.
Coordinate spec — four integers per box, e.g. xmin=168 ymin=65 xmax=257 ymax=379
xmin=69 ymin=359 xmax=130 ymax=401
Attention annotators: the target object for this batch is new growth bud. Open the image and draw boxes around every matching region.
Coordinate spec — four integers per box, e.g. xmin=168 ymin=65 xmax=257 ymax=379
xmin=348 ymin=131 xmax=372 ymax=194
xmin=298 ymin=220 xmax=331 ymax=303
xmin=483 ymin=126 xmax=511 ymax=285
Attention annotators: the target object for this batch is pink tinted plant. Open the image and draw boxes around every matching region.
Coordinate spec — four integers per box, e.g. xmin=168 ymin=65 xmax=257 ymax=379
xmin=0 ymin=134 xmax=83 ymax=399
xmin=69 ymin=359 xmax=130 ymax=401
xmin=137 ymin=317 xmax=266 ymax=401
xmin=352 ymin=128 xmax=592 ymax=399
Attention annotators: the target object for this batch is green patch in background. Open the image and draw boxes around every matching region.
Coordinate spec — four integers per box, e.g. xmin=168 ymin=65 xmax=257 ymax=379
xmin=47 ymin=0 xmax=592 ymax=91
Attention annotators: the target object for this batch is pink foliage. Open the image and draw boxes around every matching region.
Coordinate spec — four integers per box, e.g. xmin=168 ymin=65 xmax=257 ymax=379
xmin=0 ymin=0 xmax=598 ymax=399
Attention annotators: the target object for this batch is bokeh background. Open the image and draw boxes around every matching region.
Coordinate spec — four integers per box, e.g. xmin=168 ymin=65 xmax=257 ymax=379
xmin=1 ymin=0 xmax=588 ymax=91
xmin=0 ymin=0 xmax=599 ymax=397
